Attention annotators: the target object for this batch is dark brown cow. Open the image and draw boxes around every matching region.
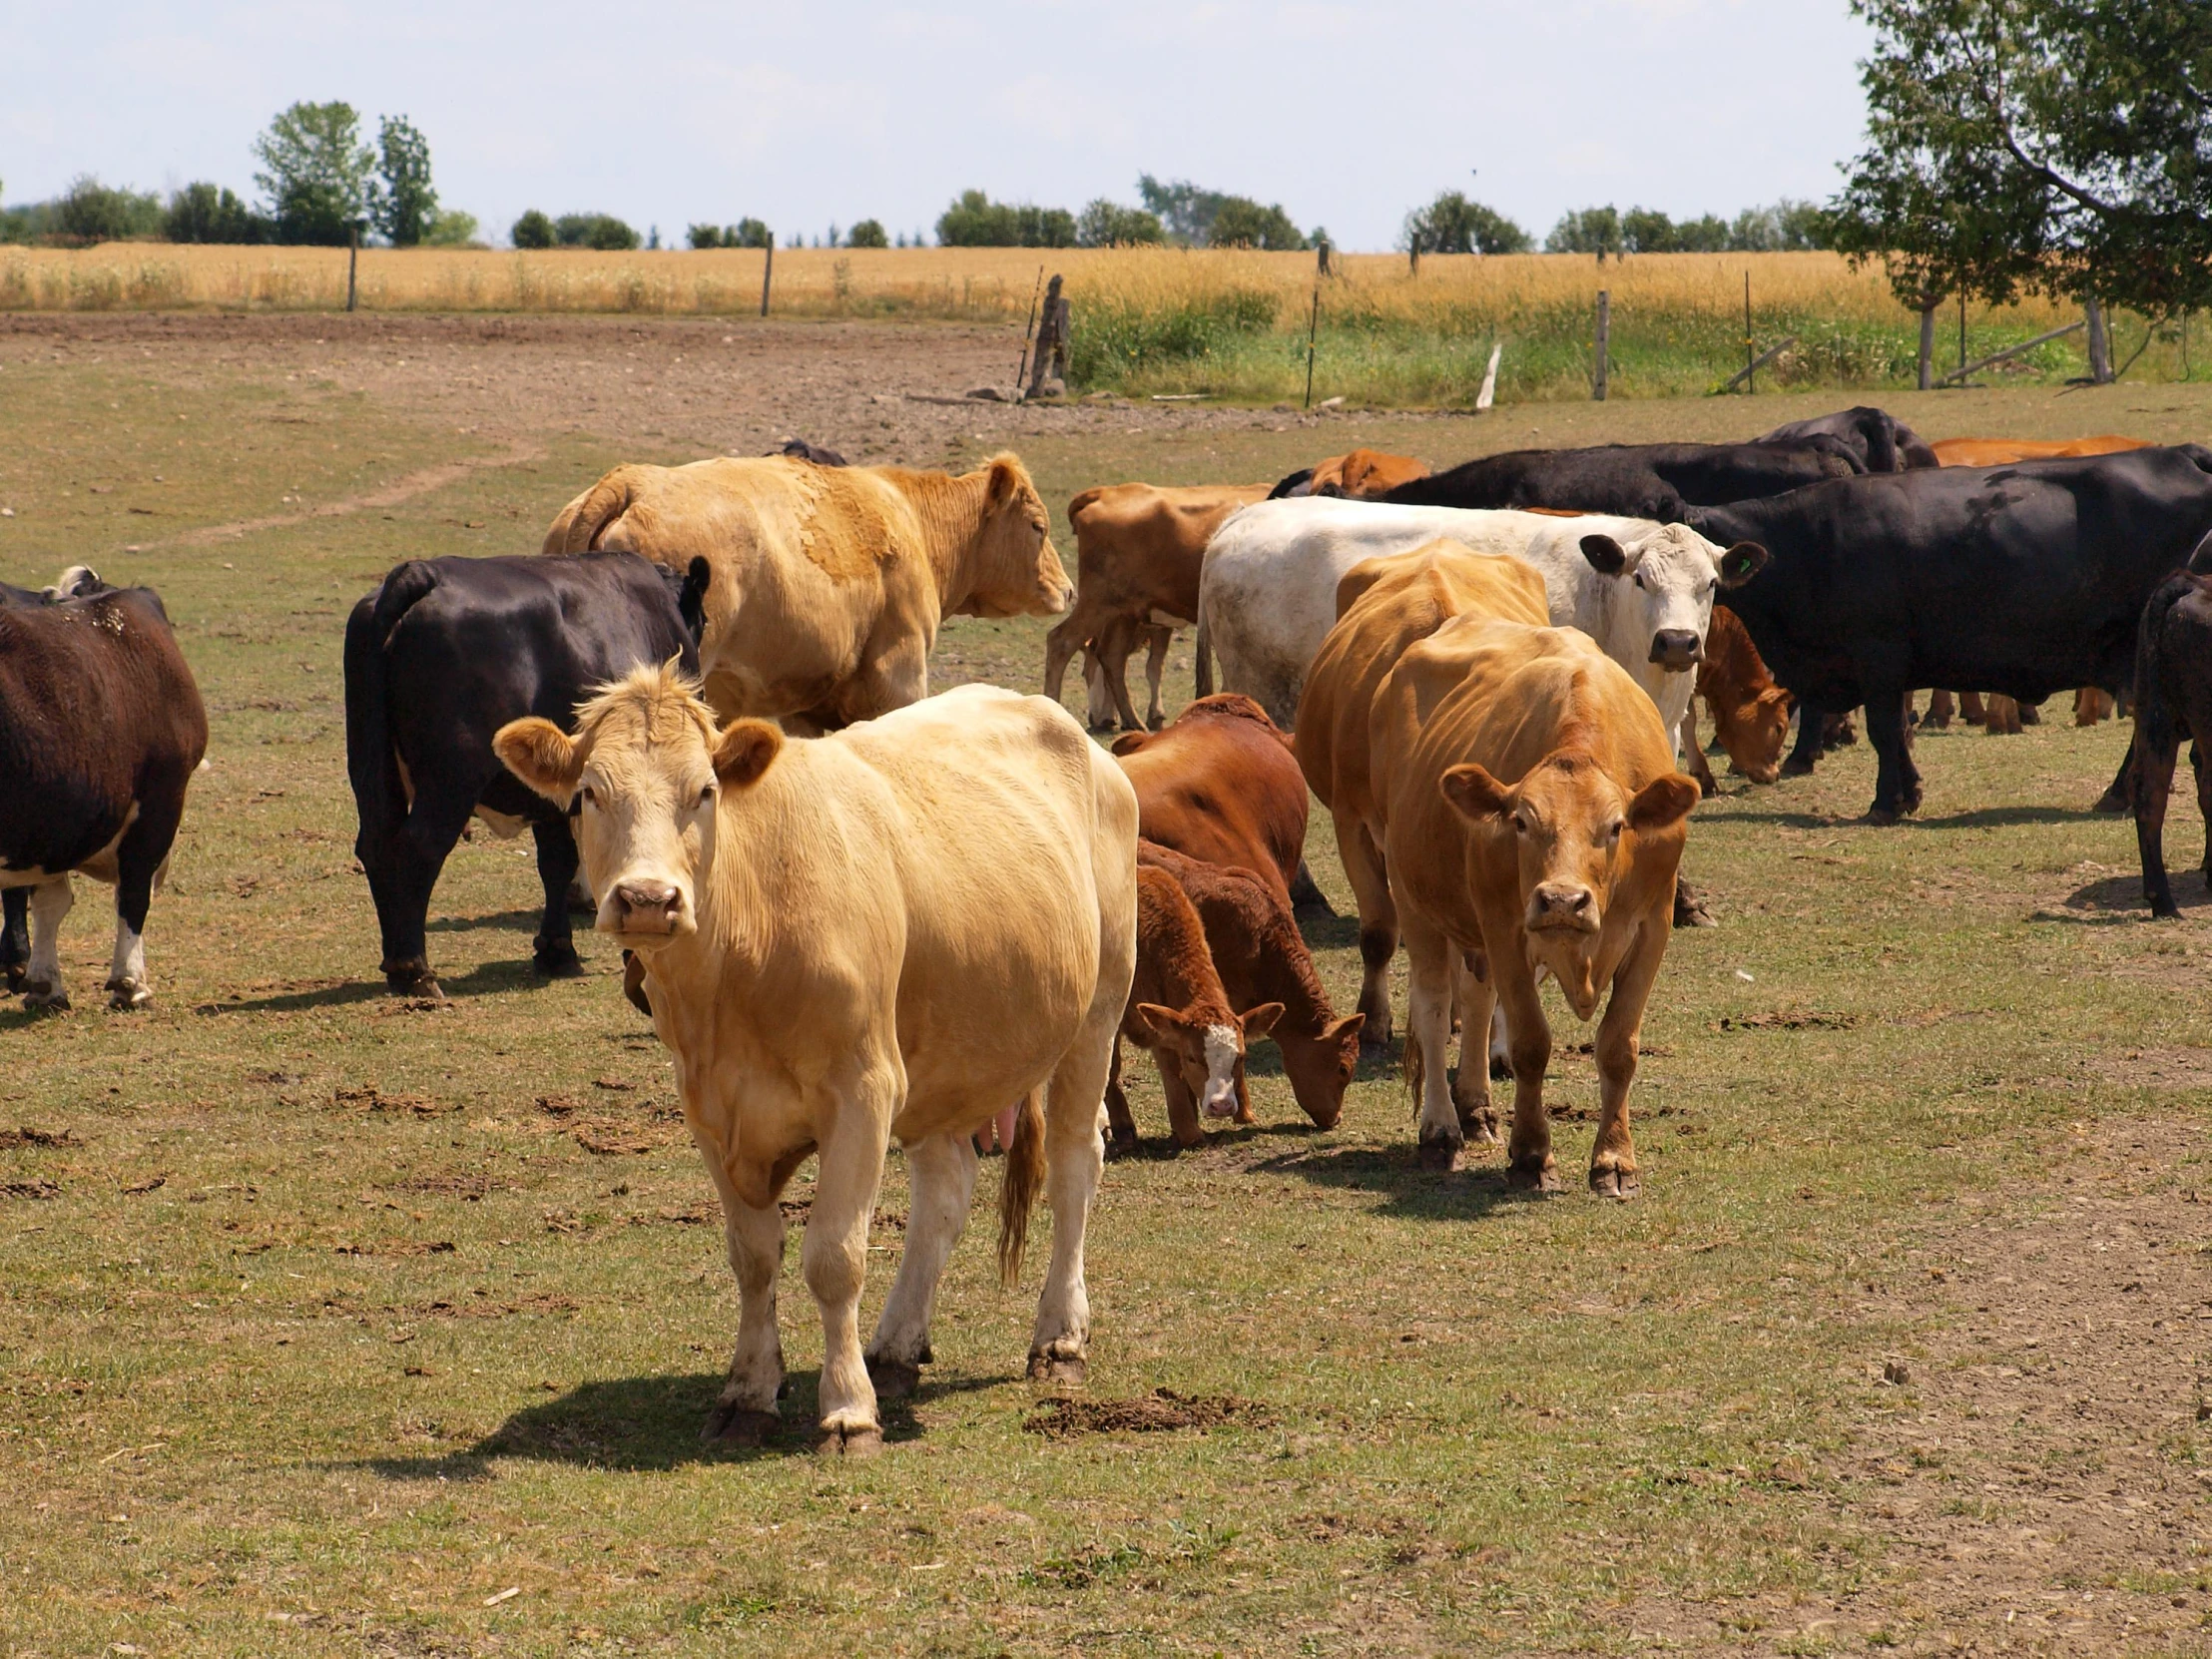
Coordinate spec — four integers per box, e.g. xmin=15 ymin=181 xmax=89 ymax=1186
xmin=1111 ymin=693 xmax=1306 ymax=904
xmin=1683 ymin=605 xmax=1792 ymax=794
xmin=0 ymin=573 xmax=207 ymax=1009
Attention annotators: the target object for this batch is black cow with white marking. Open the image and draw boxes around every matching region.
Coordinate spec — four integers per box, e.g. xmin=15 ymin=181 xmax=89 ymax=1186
xmin=0 ymin=569 xmax=208 ymax=1009
xmin=342 ymin=552 xmax=708 ymax=998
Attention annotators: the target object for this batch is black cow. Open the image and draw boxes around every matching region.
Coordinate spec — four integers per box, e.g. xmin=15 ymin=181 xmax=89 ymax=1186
xmin=0 ymin=574 xmax=208 ymax=1009
xmin=343 ymin=552 xmax=708 ymax=998
xmin=1688 ymin=446 xmax=2212 ymax=822
xmin=2127 ymin=543 xmax=2212 ymax=916
xmin=773 ymin=439 xmax=849 ymax=467
xmin=1756 ymin=406 xmax=1938 ymax=474
xmin=1380 ymin=440 xmax=1861 ymax=521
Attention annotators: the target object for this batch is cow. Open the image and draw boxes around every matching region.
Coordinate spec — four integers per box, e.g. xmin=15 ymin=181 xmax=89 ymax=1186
xmin=773 ymin=438 xmax=849 ymax=466
xmin=493 ymin=668 xmax=1137 ymax=1452
xmin=1379 ymin=439 xmax=1861 ymax=522
xmin=342 ymin=552 xmax=709 ymax=1000
xmin=0 ymin=573 xmax=207 ymax=1010
xmin=1932 ymin=435 xmax=2152 ymax=466
xmin=1268 ymin=449 xmax=1431 ymax=501
xmin=2128 ymin=545 xmax=2212 ymax=917
xmin=1044 ymin=482 xmax=1267 ymax=732
xmin=1296 ymin=539 xmax=1553 ymax=1051
xmin=1758 ymin=407 xmax=1938 ymax=473
xmin=1109 ymin=693 xmax=1306 ymax=904
xmin=1106 ymin=858 xmax=1280 ymax=1152
xmin=1370 ymin=616 xmax=1695 ymax=1187
xmin=545 ymin=452 xmax=1072 ymax=730
xmin=1681 ymin=605 xmax=1793 ymax=795
xmin=1689 ymin=446 xmax=2212 ymax=822
xmin=1139 ymin=833 xmax=1364 ymax=1132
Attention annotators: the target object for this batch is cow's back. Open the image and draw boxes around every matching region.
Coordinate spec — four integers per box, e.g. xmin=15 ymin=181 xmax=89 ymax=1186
xmin=1071 ymin=482 xmax=1265 ymax=621
xmin=1115 ymin=694 xmax=1305 ymax=898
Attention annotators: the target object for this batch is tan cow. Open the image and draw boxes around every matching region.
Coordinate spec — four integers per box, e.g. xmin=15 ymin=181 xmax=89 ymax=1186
xmin=1371 ymin=619 xmax=1695 ymax=1190
xmin=1045 ymin=482 xmax=1268 ymax=731
xmin=494 ymin=668 xmax=1136 ymax=1453
xmin=1931 ymin=435 xmax=2153 ymax=466
xmin=1295 ymin=539 xmax=1549 ymax=1050
xmin=546 ymin=453 xmax=1071 ymax=728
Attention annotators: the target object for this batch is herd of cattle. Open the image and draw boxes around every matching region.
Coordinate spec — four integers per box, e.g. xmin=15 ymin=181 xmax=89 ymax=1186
xmin=6 ymin=408 xmax=2212 ymax=1449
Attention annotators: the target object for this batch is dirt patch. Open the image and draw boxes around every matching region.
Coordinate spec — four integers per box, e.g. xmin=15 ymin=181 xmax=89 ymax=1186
xmin=0 ymin=1126 xmax=78 ymax=1149
xmin=2093 ymin=1047 xmax=2212 ymax=1089
xmin=336 ymin=1086 xmax=458 ymax=1117
xmin=1 ymin=1178 xmax=60 ymax=1201
xmin=332 ymin=1239 xmax=457 ymax=1258
xmin=1715 ymin=1008 xmax=1862 ymax=1031
xmin=1024 ymin=1387 xmax=1274 ymax=1440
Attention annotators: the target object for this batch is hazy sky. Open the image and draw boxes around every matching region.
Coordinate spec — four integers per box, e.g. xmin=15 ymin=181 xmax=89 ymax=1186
xmin=7 ymin=1 xmax=1875 ymax=250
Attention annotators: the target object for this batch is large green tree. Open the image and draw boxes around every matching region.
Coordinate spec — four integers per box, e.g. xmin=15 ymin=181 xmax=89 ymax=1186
xmin=253 ymin=101 xmax=373 ymax=245
xmin=369 ymin=115 xmax=437 ymax=247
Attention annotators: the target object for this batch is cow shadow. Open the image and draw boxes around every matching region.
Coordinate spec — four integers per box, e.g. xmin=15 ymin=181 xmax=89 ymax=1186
xmin=426 ymin=908 xmax=544 ymax=935
xmin=204 ymin=955 xmax=591 ymax=1014
xmin=1295 ymin=909 xmax=1362 ymax=953
xmin=2031 ymin=869 xmax=2175 ymax=925
xmin=1252 ymin=1142 xmax=1522 ymax=1221
xmin=1696 ymin=804 xmax=2100 ymax=831
xmin=361 ymin=1367 xmax=1014 ymax=1476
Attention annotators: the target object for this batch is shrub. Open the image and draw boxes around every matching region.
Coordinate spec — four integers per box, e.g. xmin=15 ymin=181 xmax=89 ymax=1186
xmin=1067 ymin=287 xmax=1281 ymax=387
xmin=1077 ymin=200 xmax=1165 ymax=248
xmin=163 ymin=183 xmax=265 ymax=245
xmin=1205 ymin=198 xmax=1306 ymax=251
xmin=846 ymin=219 xmax=888 ymax=249
xmin=511 ymin=210 xmax=555 ymax=250
xmin=935 ymin=190 xmax=1075 ymax=248
xmin=687 ymin=223 xmax=723 ymax=249
xmin=1404 ymin=192 xmax=1530 ymax=256
xmin=423 ymin=210 xmax=479 ymax=247
xmin=55 ymin=177 xmax=162 ymax=244
xmin=555 ymin=213 xmax=639 ymax=251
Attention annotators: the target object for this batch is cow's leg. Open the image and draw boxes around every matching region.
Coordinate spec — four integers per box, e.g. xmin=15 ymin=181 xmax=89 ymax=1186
xmin=2096 ymin=742 xmax=2139 ymax=814
xmin=1959 ymin=691 xmax=1988 ymax=727
xmin=1781 ymin=701 xmax=1824 ymax=777
xmin=529 ymin=818 xmax=586 ymax=978
xmin=1082 ymin=653 xmax=1113 ymax=729
xmin=866 ymin=1131 xmax=977 ymax=1397
xmin=1983 ymin=694 xmax=2022 ymax=735
xmin=105 ymin=784 xmax=190 ymax=1010
xmin=1096 ymin=617 xmax=1146 ymax=734
xmin=1588 ymin=922 xmax=1668 ymax=1201
xmin=1102 ymin=1035 xmax=1140 ymax=1155
xmin=1399 ymin=919 xmax=1461 ymax=1169
xmin=838 ymin=638 xmax=930 ymax=725
xmin=21 ymin=876 xmax=74 ymax=1010
xmin=1 ymin=888 xmax=28 ymax=993
xmin=1449 ymin=950 xmax=1498 ymax=1145
xmin=2136 ymin=732 xmax=2181 ymax=917
xmin=367 ymin=792 xmax=473 ymax=997
xmin=1159 ymin=1059 xmax=1204 ymax=1150
xmin=2019 ymin=699 xmax=2042 ymax=727
xmin=1337 ymin=811 xmax=1396 ymax=1047
xmin=2076 ymin=687 xmax=2113 ymax=727
xmin=803 ymin=1073 xmax=895 ymax=1454
xmin=1680 ymin=704 xmax=1716 ymax=797
xmin=1042 ymin=612 xmax=1089 ymax=718
xmin=1924 ymin=689 xmax=1955 ymax=730
xmin=1864 ymin=685 xmax=1923 ymax=823
xmin=1029 ymin=1021 xmax=1111 ymax=1386
xmin=1141 ymin=626 xmax=1173 ymax=729
xmin=1493 ymin=953 xmax=1557 ymax=1193
xmin=698 ymin=1152 xmax=789 ymax=1446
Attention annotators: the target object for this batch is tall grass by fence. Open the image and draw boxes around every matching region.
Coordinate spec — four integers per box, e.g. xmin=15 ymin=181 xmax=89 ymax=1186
xmin=1 ymin=244 xmax=2192 ymax=403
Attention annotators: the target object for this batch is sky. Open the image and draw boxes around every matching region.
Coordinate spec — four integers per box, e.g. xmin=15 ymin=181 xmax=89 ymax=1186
xmin=6 ymin=1 xmax=1877 ymax=250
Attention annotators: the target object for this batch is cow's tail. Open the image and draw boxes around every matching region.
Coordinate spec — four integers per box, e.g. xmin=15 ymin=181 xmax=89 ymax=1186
xmin=543 ymin=468 xmax=641 ymax=554
xmin=343 ymin=561 xmax=440 ymax=847
xmin=1194 ymin=609 xmax=1215 ymax=697
xmin=996 ymin=1087 xmax=1047 ymax=1289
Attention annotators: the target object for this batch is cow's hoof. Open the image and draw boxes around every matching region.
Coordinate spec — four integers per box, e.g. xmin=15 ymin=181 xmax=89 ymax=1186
xmin=1672 ymin=885 xmax=1715 ymax=928
xmin=1780 ymin=755 xmax=1816 ymax=778
xmin=2093 ymin=786 xmax=2133 ymax=816
xmin=1456 ymin=1103 xmax=1499 ymax=1145
xmin=1507 ymin=1156 xmax=1560 ymax=1194
xmin=700 ymin=1400 xmax=779 ymax=1447
xmin=1589 ymin=1164 xmax=1640 ymax=1201
xmin=2 ymin=964 xmax=23 ymax=994
xmin=1414 ymin=1133 xmax=1462 ymax=1173
xmin=816 ymin=1421 xmax=884 ymax=1458
xmin=22 ymin=984 xmax=69 ymax=1013
xmin=865 ymin=1357 xmax=923 ymax=1400
xmin=1104 ymin=1130 xmax=1139 ymax=1161
xmin=104 ymin=978 xmax=152 ymax=1011
xmin=385 ymin=969 xmax=442 ymax=1000
xmin=1027 ymin=1351 xmax=1087 ymax=1387
xmin=533 ymin=941 xmax=585 ymax=979
xmin=1864 ymin=806 xmax=1901 ymax=828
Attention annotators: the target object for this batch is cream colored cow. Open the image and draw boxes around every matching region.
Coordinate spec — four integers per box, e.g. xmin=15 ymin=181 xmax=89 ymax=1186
xmin=495 ymin=668 xmax=1136 ymax=1453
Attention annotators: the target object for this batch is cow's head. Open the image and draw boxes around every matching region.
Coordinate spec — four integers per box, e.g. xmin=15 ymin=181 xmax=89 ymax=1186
xmin=1130 ymin=1000 xmax=1283 ymax=1120
xmin=1278 ymin=1011 xmax=1366 ymax=1129
xmin=956 ymin=454 xmax=1073 ymax=620
xmin=1579 ymin=527 xmax=1769 ymax=675
xmin=1440 ymin=751 xmax=1697 ymax=1017
xmin=1714 ymin=684 xmax=1794 ymax=785
xmin=494 ymin=663 xmax=779 ymax=948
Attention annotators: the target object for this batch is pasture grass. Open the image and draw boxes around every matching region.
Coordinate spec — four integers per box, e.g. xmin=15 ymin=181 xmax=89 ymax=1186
xmin=2 ymin=357 xmax=2211 ymax=1655
xmin=6 ymin=245 xmax=2203 ymax=405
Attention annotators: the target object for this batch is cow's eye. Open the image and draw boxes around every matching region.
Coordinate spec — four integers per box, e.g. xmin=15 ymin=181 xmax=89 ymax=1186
xmin=1510 ymin=813 xmax=1529 ymax=834
xmin=1607 ymin=821 xmax=1624 ymax=841
xmin=578 ymin=785 xmax=596 ymax=810
xmin=697 ymin=784 xmax=716 ymax=808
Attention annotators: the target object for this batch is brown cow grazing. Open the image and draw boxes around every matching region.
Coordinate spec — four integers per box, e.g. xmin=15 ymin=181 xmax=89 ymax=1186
xmin=1371 ymin=618 xmax=1696 ymax=1187
xmin=0 ymin=573 xmax=207 ymax=1010
xmin=546 ymin=452 xmax=1070 ymax=729
xmin=1111 ymin=693 xmax=1306 ymax=903
xmin=1107 ymin=858 xmax=1281 ymax=1152
xmin=2075 ymin=687 xmax=2116 ymax=726
xmin=1295 ymin=538 xmax=1550 ymax=1050
xmin=1267 ymin=449 xmax=1431 ymax=501
xmin=1045 ymin=482 xmax=1267 ymax=731
xmin=1137 ymin=840 xmax=1364 ymax=1132
xmin=1682 ymin=605 xmax=1792 ymax=794
xmin=1932 ymin=435 xmax=2153 ymax=466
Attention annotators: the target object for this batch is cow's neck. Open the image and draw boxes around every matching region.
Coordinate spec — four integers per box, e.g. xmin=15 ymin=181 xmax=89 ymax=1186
xmin=897 ymin=467 xmax=992 ymax=610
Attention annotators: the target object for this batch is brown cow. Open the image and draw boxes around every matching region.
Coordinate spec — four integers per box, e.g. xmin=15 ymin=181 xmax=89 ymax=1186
xmin=1294 ymin=538 xmax=1550 ymax=1050
xmin=1931 ymin=435 xmax=2153 ymax=466
xmin=1106 ymin=858 xmax=1280 ymax=1151
xmin=1271 ymin=449 xmax=1431 ymax=500
xmin=1371 ymin=618 xmax=1695 ymax=1188
xmin=1044 ymin=482 xmax=1268 ymax=732
xmin=1137 ymin=839 xmax=1364 ymax=1133
xmin=1111 ymin=693 xmax=1305 ymax=903
xmin=1682 ymin=605 xmax=1792 ymax=794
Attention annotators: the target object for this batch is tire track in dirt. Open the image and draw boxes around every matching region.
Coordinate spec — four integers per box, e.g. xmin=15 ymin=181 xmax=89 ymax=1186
xmin=164 ymin=436 xmax=544 ymax=547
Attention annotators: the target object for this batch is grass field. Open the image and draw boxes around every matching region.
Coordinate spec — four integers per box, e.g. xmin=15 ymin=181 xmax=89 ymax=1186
xmin=2 ymin=330 xmax=2212 ymax=1656
xmin=5 ymin=244 xmax=2199 ymax=406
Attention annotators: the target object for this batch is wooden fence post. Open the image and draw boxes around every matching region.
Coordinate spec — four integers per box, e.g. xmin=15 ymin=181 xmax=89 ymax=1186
xmin=1957 ymin=293 xmax=1967 ymax=381
xmin=1593 ymin=290 xmax=1610 ymax=401
xmin=1027 ymin=274 xmax=1069 ymax=398
xmin=760 ymin=235 xmax=774 ymax=318
xmin=2085 ymin=296 xmax=2112 ymax=383
xmin=1475 ymin=340 xmax=1501 ymax=411
xmin=1918 ymin=298 xmax=1936 ymax=390
xmin=1317 ymin=240 xmax=1331 ymax=279
xmin=1303 ymin=281 xmax=1321 ymax=409
xmin=346 ymin=230 xmax=358 ymax=312
xmin=1743 ymin=270 xmax=1755 ymax=393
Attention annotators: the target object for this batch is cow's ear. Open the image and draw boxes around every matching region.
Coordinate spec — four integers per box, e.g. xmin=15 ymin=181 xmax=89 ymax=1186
xmin=1109 ymin=731 xmax=1149 ymax=757
xmin=985 ymin=454 xmax=1025 ymax=509
xmin=1760 ymin=686 xmax=1795 ymax=714
xmin=1717 ymin=541 xmax=1770 ymax=588
xmin=678 ymin=557 xmax=712 ymax=641
xmin=1627 ymin=774 xmax=1700 ymax=832
xmin=1241 ymin=1001 xmax=1285 ymax=1039
xmin=1579 ymin=534 xmax=1628 ymax=576
xmin=1440 ymin=763 xmax=1511 ymax=823
xmin=712 ymin=718 xmax=785 ymax=787
xmin=494 ymin=717 xmax=583 ymax=804
xmin=1130 ymin=1002 xmax=1184 ymax=1046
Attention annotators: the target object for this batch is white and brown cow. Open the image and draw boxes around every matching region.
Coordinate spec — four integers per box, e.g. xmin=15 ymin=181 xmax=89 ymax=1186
xmin=495 ymin=667 xmax=1136 ymax=1453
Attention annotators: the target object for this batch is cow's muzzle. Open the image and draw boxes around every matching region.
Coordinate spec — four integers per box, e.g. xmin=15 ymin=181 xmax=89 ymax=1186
xmin=1525 ymin=882 xmax=1599 ymax=934
xmin=1648 ymin=629 xmax=1703 ymax=672
xmin=602 ymin=878 xmax=689 ymax=938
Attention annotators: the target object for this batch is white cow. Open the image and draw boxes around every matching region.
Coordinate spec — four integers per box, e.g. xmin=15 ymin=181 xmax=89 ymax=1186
xmin=1194 ymin=498 xmax=1769 ymax=753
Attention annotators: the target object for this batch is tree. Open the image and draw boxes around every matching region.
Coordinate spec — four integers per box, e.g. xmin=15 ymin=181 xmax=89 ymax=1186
xmin=846 ymin=219 xmax=888 ymax=248
xmin=423 ymin=210 xmax=478 ymax=247
xmin=369 ymin=115 xmax=437 ymax=247
xmin=512 ymin=210 xmax=555 ymax=249
xmin=687 ymin=223 xmax=724 ymax=249
xmin=1546 ymin=206 xmax=1622 ymax=257
xmin=164 ymin=183 xmax=265 ymax=244
xmin=553 ymin=213 xmax=639 ymax=250
xmin=55 ymin=177 xmax=161 ymax=243
xmin=728 ymin=218 xmax=773 ymax=249
xmin=935 ymin=191 xmax=1074 ymax=248
xmin=253 ymin=101 xmax=373 ymax=245
xmin=1207 ymin=197 xmax=1307 ymax=251
xmin=1076 ymin=199 xmax=1164 ymax=247
xmin=1403 ymin=191 xmax=1530 ymax=256
xmin=1136 ymin=176 xmax=1304 ymax=249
